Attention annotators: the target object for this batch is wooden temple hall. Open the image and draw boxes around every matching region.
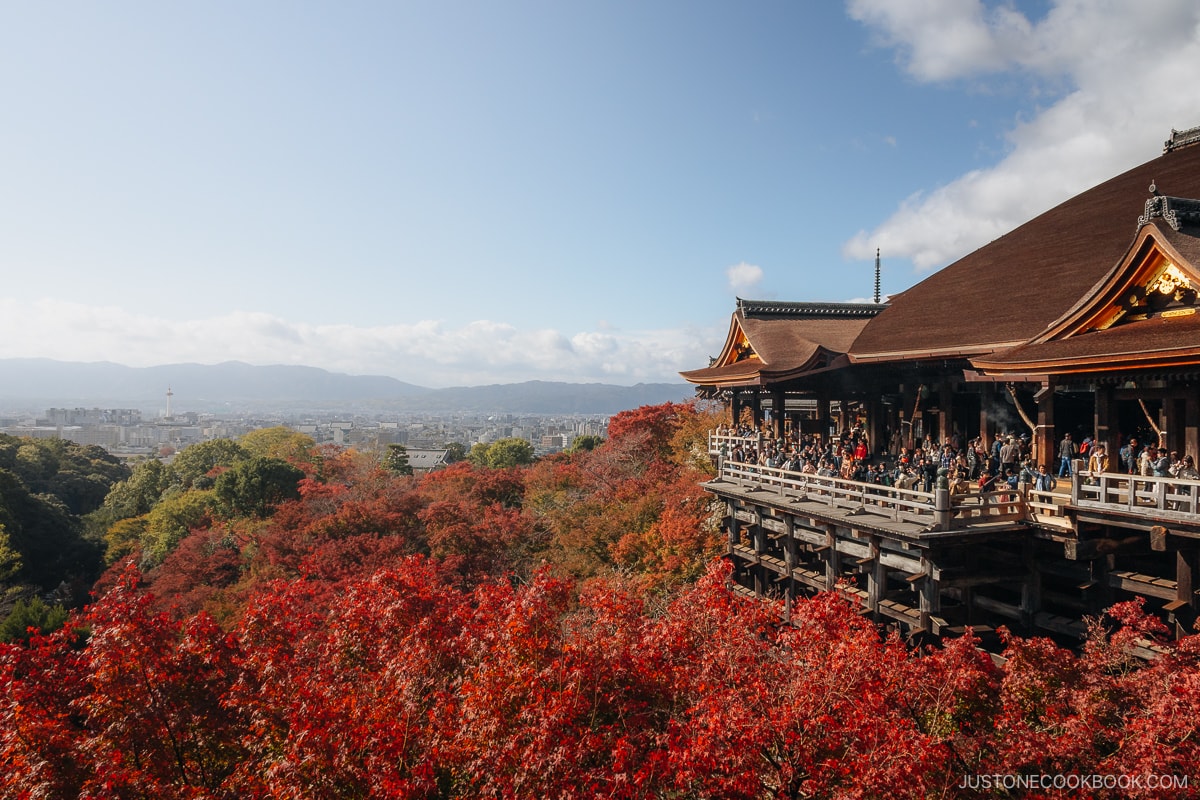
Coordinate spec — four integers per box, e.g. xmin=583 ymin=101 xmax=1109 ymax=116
xmin=682 ymin=127 xmax=1200 ymax=644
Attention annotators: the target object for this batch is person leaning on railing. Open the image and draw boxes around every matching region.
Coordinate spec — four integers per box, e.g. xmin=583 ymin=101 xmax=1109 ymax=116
xmin=1172 ymin=454 xmax=1200 ymax=480
xmin=1087 ymin=444 xmax=1109 ymax=475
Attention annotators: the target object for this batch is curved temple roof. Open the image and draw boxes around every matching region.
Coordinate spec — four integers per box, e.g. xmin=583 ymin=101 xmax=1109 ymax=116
xmin=848 ymin=139 xmax=1200 ymax=364
xmin=680 ymin=300 xmax=883 ymax=387
xmin=684 ymin=132 xmax=1200 ymax=389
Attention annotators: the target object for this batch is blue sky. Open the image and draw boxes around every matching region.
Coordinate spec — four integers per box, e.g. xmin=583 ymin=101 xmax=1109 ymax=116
xmin=2 ymin=1 xmax=1199 ymax=387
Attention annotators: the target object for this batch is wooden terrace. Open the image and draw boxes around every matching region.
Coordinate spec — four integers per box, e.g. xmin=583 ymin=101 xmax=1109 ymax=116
xmin=705 ymin=433 xmax=1200 ymax=641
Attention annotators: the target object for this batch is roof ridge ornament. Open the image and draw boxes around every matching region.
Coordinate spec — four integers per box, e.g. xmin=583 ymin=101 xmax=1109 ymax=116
xmin=1164 ymin=125 xmax=1200 ymax=153
xmin=1136 ymin=188 xmax=1200 ymax=232
xmin=737 ymin=299 xmax=887 ymax=318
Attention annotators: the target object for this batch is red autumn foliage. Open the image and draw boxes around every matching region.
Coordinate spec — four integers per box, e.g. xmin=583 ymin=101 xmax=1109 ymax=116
xmin=4 ymin=406 xmax=1200 ymax=797
xmin=4 ymin=556 xmax=1200 ymax=798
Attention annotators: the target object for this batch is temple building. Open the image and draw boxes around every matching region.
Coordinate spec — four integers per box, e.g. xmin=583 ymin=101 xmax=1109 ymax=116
xmin=684 ymin=127 xmax=1200 ymax=645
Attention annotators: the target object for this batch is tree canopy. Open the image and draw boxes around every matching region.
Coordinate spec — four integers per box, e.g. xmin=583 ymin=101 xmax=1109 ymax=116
xmin=5 ymin=404 xmax=1196 ymax=797
xmin=468 ymin=437 xmax=535 ymax=469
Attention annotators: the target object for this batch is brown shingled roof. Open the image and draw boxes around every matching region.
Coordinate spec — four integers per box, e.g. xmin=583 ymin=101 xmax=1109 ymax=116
xmin=850 ymin=141 xmax=1200 ymax=361
xmin=680 ymin=301 xmax=880 ymax=387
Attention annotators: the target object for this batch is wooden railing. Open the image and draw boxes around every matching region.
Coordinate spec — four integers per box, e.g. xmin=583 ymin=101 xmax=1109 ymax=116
xmin=706 ymin=433 xmax=1200 ymax=531
xmin=713 ymin=455 xmax=1025 ymax=532
xmin=1074 ymin=471 xmax=1200 ymax=517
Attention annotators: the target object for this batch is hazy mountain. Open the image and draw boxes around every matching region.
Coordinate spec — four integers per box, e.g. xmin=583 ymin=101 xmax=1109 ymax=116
xmin=0 ymin=359 xmax=693 ymax=415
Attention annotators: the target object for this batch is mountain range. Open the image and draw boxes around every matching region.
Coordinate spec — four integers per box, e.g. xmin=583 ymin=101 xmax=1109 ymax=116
xmin=0 ymin=359 xmax=694 ymax=415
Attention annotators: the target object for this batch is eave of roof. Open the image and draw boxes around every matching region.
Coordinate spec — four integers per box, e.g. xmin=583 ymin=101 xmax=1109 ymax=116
xmin=971 ymin=313 xmax=1200 ymax=374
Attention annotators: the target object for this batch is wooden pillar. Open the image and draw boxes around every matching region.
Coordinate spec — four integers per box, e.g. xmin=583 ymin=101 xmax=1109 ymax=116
xmin=1035 ymin=381 xmax=1055 ymax=472
xmin=730 ymin=389 xmax=742 ymax=428
xmin=1021 ymin=536 xmax=1041 ymax=635
xmin=866 ymin=535 xmax=883 ymax=619
xmin=938 ymin=382 xmax=952 ymax=445
xmin=771 ymin=388 xmax=786 ymax=440
xmin=919 ymin=556 xmax=940 ymax=633
xmin=783 ymin=518 xmax=797 ymax=623
xmin=823 ymin=524 xmax=840 ymax=591
xmin=979 ymin=383 xmax=994 ymax=442
xmin=867 ymin=397 xmax=884 ymax=459
xmin=1168 ymin=395 xmax=1187 ymax=458
xmin=1176 ymin=547 xmax=1197 ymax=638
xmin=816 ymin=393 xmax=831 ymax=441
xmin=1095 ymin=384 xmax=1116 ymax=461
xmin=901 ymin=384 xmax=916 ymax=449
xmin=1186 ymin=393 xmax=1200 ymax=463
xmin=727 ymin=500 xmax=740 ymax=551
xmin=752 ymin=510 xmax=766 ymax=597
xmin=749 ymin=391 xmax=762 ymax=430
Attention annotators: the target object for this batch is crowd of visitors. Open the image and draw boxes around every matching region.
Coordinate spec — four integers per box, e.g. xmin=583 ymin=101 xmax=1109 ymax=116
xmin=716 ymin=421 xmax=1200 ymax=495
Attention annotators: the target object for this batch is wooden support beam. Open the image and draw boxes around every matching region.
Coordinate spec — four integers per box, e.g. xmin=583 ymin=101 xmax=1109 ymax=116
xmin=1065 ymin=534 xmax=1147 ymax=561
xmin=1151 ymin=525 xmax=1168 ymax=552
xmin=942 ymin=572 xmax=1028 ymax=589
xmin=972 ymin=593 xmax=1024 ymax=621
xmin=1108 ymin=570 xmax=1177 ymax=601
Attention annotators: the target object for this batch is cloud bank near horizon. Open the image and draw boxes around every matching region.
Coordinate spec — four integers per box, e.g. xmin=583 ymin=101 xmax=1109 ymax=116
xmin=0 ymin=298 xmax=716 ymax=388
xmin=842 ymin=0 xmax=1200 ymax=271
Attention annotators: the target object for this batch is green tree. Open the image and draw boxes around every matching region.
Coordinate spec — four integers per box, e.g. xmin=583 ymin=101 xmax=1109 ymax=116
xmin=240 ymin=427 xmax=314 ymax=463
xmin=467 ymin=443 xmax=491 ymax=468
xmin=214 ymin=457 xmax=305 ymax=519
xmin=104 ymin=516 xmax=149 ymax=564
xmin=469 ymin=438 xmax=536 ymax=469
xmin=140 ymin=489 xmax=214 ymax=567
xmin=0 ymin=596 xmax=68 ymax=643
xmin=383 ymin=444 xmax=413 ymax=475
xmin=0 ymin=524 xmax=22 ymax=585
xmin=14 ymin=443 xmax=57 ymax=484
xmin=568 ymin=435 xmax=604 ymax=453
xmin=0 ymin=469 xmax=99 ymax=591
xmin=171 ymin=439 xmax=248 ymax=489
xmin=100 ymin=459 xmax=173 ymax=520
xmin=444 ymin=442 xmax=468 ymax=463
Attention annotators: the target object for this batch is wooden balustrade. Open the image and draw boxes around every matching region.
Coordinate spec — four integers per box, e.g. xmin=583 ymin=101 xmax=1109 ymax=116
xmin=1075 ymin=470 xmax=1200 ymax=517
xmin=707 ymin=432 xmax=1200 ymax=530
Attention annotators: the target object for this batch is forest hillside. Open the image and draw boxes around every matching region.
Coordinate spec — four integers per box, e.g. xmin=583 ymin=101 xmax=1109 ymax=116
xmin=1 ymin=403 xmax=1198 ymax=798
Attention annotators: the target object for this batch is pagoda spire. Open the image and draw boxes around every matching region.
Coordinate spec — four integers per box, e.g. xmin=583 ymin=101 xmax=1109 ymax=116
xmin=874 ymin=248 xmax=881 ymax=304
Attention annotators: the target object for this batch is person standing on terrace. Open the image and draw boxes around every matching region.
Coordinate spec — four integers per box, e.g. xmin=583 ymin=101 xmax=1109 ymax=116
xmin=1120 ymin=437 xmax=1140 ymax=474
xmin=1057 ymin=432 xmax=1077 ymax=478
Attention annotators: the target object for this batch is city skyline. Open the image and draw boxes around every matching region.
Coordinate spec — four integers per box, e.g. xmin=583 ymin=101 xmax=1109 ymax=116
xmin=3 ymin=2 xmax=1200 ymax=387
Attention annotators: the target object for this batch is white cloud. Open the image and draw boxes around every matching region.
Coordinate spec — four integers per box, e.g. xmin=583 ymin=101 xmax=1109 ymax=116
xmin=0 ymin=298 xmax=722 ymax=388
xmin=843 ymin=1 xmax=1200 ymax=271
xmin=726 ymin=261 xmax=764 ymax=293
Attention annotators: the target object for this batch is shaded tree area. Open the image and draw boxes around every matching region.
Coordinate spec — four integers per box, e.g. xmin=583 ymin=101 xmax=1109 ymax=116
xmin=0 ymin=435 xmax=131 ymax=632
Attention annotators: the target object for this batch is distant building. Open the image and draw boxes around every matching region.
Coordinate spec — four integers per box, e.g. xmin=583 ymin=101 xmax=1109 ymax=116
xmin=406 ymin=448 xmax=450 ymax=474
